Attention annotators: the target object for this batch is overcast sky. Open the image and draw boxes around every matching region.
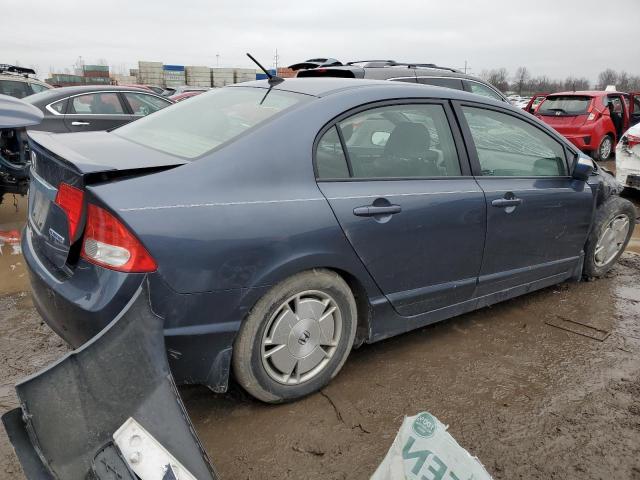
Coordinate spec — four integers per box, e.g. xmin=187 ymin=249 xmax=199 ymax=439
xmin=4 ymin=0 xmax=639 ymax=82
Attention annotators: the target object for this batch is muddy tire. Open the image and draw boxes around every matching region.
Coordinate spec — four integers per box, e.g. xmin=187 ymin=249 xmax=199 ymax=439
xmin=232 ymin=269 xmax=357 ymax=403
xmin=594 ymin=134 xmax=614 ymax=161
xmin=583 ymin=196 xmax=636 ymax=278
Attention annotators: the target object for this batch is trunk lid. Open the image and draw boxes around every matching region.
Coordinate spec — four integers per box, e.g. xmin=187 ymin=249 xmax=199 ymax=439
xmin=27 ymin=130 xmax=185 ymax=271
xmin=536 ymin=112 xmax=589 ymax=132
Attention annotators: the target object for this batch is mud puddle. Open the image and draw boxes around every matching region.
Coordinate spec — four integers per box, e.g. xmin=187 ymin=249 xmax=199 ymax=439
xmin=0 ymin=194 xmax=28 ymax=296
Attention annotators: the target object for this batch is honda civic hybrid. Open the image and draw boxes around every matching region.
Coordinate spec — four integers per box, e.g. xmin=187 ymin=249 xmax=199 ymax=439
xmin=23 ymin=78 xmax=635 ymax=404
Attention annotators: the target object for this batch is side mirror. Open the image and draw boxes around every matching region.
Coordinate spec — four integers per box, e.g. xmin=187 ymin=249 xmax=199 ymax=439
xmin=572 ymin=156 xmax=594 ymax=182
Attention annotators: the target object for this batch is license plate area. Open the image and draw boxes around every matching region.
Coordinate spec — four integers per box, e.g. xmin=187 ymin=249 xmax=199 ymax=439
xmin=28 ymin=177 xmax=72 ymax=269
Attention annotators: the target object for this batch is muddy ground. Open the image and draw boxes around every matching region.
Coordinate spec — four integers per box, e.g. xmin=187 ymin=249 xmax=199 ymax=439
xmin=1 ymin=184 xmax=639 ymax=480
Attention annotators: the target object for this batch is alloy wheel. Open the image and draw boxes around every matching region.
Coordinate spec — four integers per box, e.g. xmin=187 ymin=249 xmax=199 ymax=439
xmin=594 ymin=214 xmax=630 ymax=267
xmin=261 ymin=290 xmax=342 ymax=385
xmin=599 ymin=136 xmax=612 ymax=160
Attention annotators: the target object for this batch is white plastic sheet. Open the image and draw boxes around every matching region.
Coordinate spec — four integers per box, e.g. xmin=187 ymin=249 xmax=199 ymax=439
xmin=371 ymin=412 xmax=492 ymax=480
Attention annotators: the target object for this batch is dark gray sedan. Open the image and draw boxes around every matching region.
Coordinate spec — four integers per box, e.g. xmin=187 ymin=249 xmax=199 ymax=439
xmin=4 ymin=78 xmax=636 ymax=480
xmin=23 ymin=85 xmax=173 ymax=133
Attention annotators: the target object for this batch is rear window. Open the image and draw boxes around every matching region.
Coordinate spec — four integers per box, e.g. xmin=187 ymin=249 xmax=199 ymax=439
xmin=0 ymin=79 xmax=30 ymax=98
xmin=114 ymin=87 xmax=309 ymax=158
xmin=538 ymin=95 xmax=592 ymax=116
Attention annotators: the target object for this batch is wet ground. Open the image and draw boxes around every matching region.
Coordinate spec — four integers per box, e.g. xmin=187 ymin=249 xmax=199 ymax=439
xmin=0 ymin=183 xmax=639 ymax=479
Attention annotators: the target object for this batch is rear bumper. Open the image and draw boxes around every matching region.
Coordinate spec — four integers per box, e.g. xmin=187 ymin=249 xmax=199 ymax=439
xmin=23 ymin=222 xmax=267 ymax=391
xmin=2 ymin=284 xmax=217 ymax=480
xmin=23 ymin=223 xmax=144 ymax=347
xmin=563 ymin=133 xmax=594 ymax=150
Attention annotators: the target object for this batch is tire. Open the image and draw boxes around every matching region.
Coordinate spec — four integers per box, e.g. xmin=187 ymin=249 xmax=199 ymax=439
xmin=232 ymin=269 xmax=357 ymax=403
xmin=583 ymin=196 xmax=636 ymax=278
xmin=594 ymin=134 xmax=614 ymax=161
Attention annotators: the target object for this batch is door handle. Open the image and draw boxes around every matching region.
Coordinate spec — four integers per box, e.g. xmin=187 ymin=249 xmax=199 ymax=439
xmin=71 ymin=121 xmax=90 ymax=126
xmin=491 ymin=198 xmax=522 ymax=208
xmin=353 ymin=205 xmax=402 ymax=217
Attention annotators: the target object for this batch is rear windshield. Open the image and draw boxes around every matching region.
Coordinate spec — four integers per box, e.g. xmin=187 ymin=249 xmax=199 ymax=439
xmin=538 ymin=95 xmax=592 ymax=116
xmin=113 ymin=87 xmax=309 ymax=158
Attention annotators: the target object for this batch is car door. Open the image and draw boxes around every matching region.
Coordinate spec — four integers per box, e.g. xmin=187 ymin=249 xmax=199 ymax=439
xmin=63 ymin=91 xmax=131 ymax=132
xmin=121 ymin=91 xmax=172 ymax=121
xmin=630 ymin=93 xmax=640 ymax=126
xmin=315 ymin=101 xmax=487 ymax=316
xmin=455 ymin=102 xmax=594 ymax=299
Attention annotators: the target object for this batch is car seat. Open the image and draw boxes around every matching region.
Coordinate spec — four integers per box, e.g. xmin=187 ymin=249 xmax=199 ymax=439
xmin=382 ymin=122 xmax=439 ymax=177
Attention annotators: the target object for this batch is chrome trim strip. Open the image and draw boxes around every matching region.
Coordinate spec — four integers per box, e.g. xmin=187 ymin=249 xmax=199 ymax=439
xmin=45 ymin=90 xmax=169 ymax=116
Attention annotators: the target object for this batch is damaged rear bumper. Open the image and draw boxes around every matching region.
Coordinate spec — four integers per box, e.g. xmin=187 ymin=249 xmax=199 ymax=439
xmin=2 ymin=283 xmax=217 ymax=480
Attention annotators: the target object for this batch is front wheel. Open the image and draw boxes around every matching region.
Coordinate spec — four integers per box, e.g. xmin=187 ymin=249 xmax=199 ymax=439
xmin=583 ymin=196 xmax=636 ymax=278
xmin=233 ymin=269 xmax=357 ymax=403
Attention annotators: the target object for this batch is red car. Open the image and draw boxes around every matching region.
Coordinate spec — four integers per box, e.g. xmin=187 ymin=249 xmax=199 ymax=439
xmin=534 ymin=91 xmax=640 ymax=160
xmin=169 ymin=90 xmax=205 ymax=102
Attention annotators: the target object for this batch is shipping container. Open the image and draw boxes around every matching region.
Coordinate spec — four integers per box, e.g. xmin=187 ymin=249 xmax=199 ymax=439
xmin=83 ymin=64 xmax=109 ymax=73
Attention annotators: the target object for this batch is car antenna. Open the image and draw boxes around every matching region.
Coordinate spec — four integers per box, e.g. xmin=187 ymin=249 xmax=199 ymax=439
xmin=246 ymin=52 xmax=284 ymax=85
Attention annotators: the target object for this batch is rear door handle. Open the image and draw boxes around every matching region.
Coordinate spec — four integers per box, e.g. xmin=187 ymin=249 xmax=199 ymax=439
xmin=71 ymin=121 xmax=90 ymax=126
xmin=353 ymin=205 xmax=402 ymax=217
xmin=491 ymin=198 xmax=522 ymax=207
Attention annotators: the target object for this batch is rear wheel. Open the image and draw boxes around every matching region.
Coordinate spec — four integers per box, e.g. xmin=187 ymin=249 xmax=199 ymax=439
xmin=583 ymin=196 xmax=636 ymax=278
xmin=594 ymin=134 xmax=614 ymax=161
xmin=232 ymin=269 xmax=357 ymax=403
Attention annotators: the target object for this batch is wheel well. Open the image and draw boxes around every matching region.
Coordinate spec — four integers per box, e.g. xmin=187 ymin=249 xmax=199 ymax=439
xmin=328 ymin=268 xmax=372 ymax=348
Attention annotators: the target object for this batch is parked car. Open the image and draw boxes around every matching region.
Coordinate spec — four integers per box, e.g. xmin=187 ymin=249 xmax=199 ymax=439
xmin=0 ymin=64 xmax=51 ymax=99
xmin=534 ymin=91 xmax=640 ymax=161
xmin=5 ymin=77 xmax=636 ymax=480
xmin=616 ymin=123 xmax=640 ymax=192
xmin=0 ymin=94 xmax=42 ymax=201
xmin=295 ymin=59 xmax=509 ymax=103
xmin=524 ymin=92 xmax=549 ymax=114
xmin=170 ymin=90 xmax=205 ymax=102
xmin=21 ymin=85 xmax=173 ymax=133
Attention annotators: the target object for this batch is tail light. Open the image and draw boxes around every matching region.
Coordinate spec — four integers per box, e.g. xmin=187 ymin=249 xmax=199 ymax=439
xmin=81 ymin=204 xmax=157 ymax=273
xmin=55 ymin=183 xmax=84 ymax=239
xmin=587 ymin=112 xmax=600 ymax=121
xmin=626 ymin=133 xmax=640 ymax=149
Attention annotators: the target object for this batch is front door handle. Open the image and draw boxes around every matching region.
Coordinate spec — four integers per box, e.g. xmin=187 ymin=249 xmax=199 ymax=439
xmin=71 ymin=121 xmax=90 ymax=126
xmin=353 ymin=205 xmax=402 ymax=217
xmin=491 ymin=198 xmax=522 ymax=208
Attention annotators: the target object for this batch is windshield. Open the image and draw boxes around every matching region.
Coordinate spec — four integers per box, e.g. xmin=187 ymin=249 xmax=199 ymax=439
xmin=114 ymin=87 xmax=309 ymax=158
xmin=538 ymin=95 xmax=592 ymax=116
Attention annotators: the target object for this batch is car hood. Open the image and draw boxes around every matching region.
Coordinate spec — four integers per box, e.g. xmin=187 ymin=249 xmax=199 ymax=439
xmin=0 ymin=94 xmax=43 ymax=128
xmin=28 ymin=130 xmax=187 ymax=175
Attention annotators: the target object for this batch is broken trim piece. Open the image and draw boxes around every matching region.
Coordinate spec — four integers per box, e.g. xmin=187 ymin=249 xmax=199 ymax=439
xmin=2 ymin=283 xmax=217 ymax=480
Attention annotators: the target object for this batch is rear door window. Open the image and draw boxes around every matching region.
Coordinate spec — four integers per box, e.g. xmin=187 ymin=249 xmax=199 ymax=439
xmin=0 ymin=79 xmax=30 ymax=98
xmin=70 ymin=93 xmax=126 ymax=114
xmin=123 ymin=92 xmax=172 ymax=116
xmin=316 ymin=127 xmax=350 ymax=179
xmin=462 ymin=106 xmax=567 ymax=177
xmin=538 ymin=96 xmax=592 ymax=116
xmin=316 ymin=104 xmax=461 ymax=179
xmin=417 ymin=77 xmax=464 ymax=90
xmin=29 ymin=83 xmax=49 ymax=94
xmin=464 ymin=81 xmax=505 ymax=101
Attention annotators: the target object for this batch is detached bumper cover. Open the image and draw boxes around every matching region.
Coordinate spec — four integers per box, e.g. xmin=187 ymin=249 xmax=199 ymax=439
xmin=2 ymin=283 xmax=217 ymax=480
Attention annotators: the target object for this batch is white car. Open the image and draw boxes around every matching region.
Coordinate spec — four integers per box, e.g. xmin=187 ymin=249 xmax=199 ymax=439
xmin=616 ymin=123 xmax=640 ymax=191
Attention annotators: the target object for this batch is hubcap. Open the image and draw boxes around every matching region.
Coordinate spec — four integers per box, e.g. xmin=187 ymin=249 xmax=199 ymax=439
xmin=594 ymin=214 xmax=630 ymax=267
xmin=261 ymin=290 xmax=342 ymax=385
xmin=600 ymin=137 xmax=612 ymax=159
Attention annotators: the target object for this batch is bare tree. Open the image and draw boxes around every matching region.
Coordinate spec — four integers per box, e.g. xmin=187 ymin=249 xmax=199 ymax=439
xmin=481 ymin=68 xmax=509 ymax=92
xmin=596 ymin=69 xmax=618 ymax=89
xmin=513 ymin=67 xmax=531 ymax=96
xmin=563 ymin=76 xmax=590 ymax=91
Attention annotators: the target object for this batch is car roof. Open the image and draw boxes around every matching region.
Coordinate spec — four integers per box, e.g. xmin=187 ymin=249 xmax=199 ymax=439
xmin=232 ymin=77 xmax=506 ymax=104
xmin=549 ymin=91 xmax=620 ymax=97
xmin=0 ymin=74 xmax=49 ymax=86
